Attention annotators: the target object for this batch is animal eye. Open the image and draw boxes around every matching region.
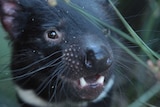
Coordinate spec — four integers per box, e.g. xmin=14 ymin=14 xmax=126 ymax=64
xmin=45 ymin=29 xmax=62 ymax=43
xmin=47 ymin=30 xmax=58 ymax=39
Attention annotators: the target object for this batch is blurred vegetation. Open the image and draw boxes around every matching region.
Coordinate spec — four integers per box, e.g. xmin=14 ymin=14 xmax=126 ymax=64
xmin=0 ymin=0 xmax=160 ymax=107
xmin=112 ymin=0 xmax=160 ymax=107
xmin=0 ymin=27 xmax=18 ymax=106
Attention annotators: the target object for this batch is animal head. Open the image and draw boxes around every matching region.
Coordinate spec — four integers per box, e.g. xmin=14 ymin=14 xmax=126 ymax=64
xmin=0 ymin=0 xmax=117 ymax=105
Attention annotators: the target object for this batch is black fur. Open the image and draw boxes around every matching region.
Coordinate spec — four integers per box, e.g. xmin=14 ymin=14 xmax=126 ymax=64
xmin=0 ymin=0 xmax=118 ymax=107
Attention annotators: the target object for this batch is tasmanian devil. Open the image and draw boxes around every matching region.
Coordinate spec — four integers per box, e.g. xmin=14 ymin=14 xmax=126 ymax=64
xmin=0 ymin=0 xmax=118 ymax=107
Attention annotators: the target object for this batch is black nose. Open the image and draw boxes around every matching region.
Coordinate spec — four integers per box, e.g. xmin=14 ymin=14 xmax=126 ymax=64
xmin=84 ymin=47 xmax=112 ymax=72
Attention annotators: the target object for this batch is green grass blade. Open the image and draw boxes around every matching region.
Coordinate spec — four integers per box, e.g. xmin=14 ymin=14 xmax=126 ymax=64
xmin=128 ymin=82 xmax=160 ymax=107
xmin=109 ymin=0 xmax=160 ymax=61
xmin=110 ymin=36 xmax=148 ymax=68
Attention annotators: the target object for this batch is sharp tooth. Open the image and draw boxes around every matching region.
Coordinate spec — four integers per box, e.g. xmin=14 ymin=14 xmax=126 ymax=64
xmin=80 ymin=77 xmax=88 ymax=87
xmin=96 ymin=76 xmax=105 ymax=84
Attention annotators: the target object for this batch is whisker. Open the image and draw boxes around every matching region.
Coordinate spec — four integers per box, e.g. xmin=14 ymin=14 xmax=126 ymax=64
xmin=12 ymin=50 xmax=62 ymax=73
xmin=49 ymin=65 xmax=68 ymax=103
xmin=14 ymin=56 xmax=63 ymax=79
xmin=0 ymin=54 xmax=64 ymax=81
xmin=36 ymin=62 xmax=66 ymax=95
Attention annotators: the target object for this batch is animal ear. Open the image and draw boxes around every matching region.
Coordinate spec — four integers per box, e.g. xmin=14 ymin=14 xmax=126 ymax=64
xmin=0 ymin=0 xmax=22 ymax=39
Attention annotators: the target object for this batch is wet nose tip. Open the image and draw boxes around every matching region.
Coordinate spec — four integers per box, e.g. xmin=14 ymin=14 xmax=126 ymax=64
xmin=84 ymin=48 xmax=112 ymax=72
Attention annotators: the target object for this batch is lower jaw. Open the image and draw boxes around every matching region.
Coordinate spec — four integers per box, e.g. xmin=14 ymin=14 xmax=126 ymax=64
xmin=78 ymin=88 xmax=104 ymax=100
xmin=68 ymin=86 xmax=104 ymax=102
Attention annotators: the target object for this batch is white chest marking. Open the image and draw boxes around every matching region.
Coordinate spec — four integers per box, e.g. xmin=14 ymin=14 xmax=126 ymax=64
xmin=15 ymin=75 xmax=115 ymax=107
xmin=15 ymin=86 xmax=87 ymax=107
xmin=15 ymin=86 xmax=53 ymax=107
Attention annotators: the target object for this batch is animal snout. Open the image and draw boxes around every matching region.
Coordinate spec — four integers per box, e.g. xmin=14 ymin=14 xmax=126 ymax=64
xmin=84 ymin=46 xmax=112 ymax=73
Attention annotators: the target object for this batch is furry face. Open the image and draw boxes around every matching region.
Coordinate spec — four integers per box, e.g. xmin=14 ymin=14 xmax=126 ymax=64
xmin=0 ymin=0 xmax=117 ymax=107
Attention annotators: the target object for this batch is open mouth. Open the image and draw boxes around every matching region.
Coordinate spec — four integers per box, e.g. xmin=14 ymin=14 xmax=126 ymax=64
xmin=61 ymin=74 xmax=106 ymax=100
xmin=78 ymin=75 xmax=105 ymax=88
